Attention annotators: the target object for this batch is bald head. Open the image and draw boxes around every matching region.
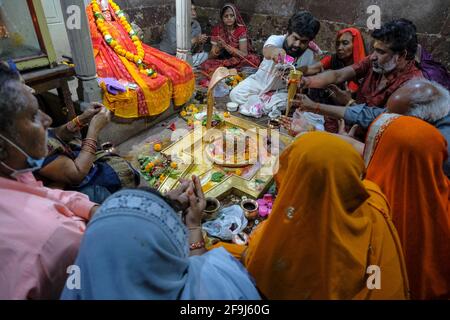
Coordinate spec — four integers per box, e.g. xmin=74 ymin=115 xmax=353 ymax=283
xmin=387 ymin=79 xmax=450 ymax=122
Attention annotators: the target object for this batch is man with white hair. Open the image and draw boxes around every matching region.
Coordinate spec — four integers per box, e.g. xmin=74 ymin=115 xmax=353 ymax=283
xmin=290 ymin=78 xmax=450 ymax=175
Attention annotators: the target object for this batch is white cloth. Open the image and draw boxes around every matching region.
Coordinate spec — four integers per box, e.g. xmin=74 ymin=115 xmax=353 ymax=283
xmin=230 ymin=34 xmax=323 ymax=127
xmin=202 ymin=205 xmax=248 ymax=241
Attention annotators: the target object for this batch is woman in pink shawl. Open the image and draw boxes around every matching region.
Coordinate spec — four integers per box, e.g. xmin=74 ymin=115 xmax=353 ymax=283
xmin=201 ymin=3 xmax=260 ymax=74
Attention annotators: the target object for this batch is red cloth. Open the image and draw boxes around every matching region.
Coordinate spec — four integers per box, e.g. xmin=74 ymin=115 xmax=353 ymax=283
xmin=352 ymin=56 xmax=423 ymax=107
xmin=201 ymin=3 xmax=260 ymax=74
xmin=320 ymin=55 xmax=332 ymax=70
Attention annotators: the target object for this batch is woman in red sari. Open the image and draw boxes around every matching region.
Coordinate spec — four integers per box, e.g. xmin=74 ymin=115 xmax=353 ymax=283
xmin=201 ymin=3 xmax=260 ymax=75
xmin=87 ymin=0 xmax=195 ymax=119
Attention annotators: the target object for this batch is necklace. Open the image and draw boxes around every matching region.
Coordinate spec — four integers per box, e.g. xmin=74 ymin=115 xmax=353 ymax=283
xmin=91 ymin=0 xmax=158 ymax=78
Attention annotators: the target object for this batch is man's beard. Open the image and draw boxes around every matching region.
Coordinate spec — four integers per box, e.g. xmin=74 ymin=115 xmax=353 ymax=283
xmin=283 ymin=39 xmax=304 ymax=59
xmin=373 ymin=55 xmax=398 ymax=74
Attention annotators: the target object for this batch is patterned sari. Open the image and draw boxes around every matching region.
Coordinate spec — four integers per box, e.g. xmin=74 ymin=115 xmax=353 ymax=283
xmin=200 ymin=3 xmax=260 ymax=74
xmin=364 ymin=114 xmax=450 ymax=299
xmin=87 ymin=3 xmax=195 ymax=118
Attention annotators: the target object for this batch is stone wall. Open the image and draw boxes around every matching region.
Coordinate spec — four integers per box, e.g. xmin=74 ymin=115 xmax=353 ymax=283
xmin=113 ymin=0 xmax=175 ymax=44
xmin=120 ymin=0 xmax=450 ymax=69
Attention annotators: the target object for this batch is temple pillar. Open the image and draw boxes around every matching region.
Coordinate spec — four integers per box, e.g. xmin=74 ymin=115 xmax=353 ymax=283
xmin=61 ymin=0 xmax=101 ymax=110
xmin=175 ymin=0 xmax=192 ymax=64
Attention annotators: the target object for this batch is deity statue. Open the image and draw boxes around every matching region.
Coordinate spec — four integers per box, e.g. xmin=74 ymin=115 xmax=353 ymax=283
xmin=87 ymin=0 xmax=194 ymax=118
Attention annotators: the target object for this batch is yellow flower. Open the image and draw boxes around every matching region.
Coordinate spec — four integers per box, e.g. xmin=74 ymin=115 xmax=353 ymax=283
xmin=159 ymin=174 xmax=166 ymax=182
xmin=126 ymin=52 xmax=134 ymax=60
xmin=151 ymin=73 xmax=158 ymax=79
xmin=180 ymin=111 xmax=187 ymax=117
xmin=223 ymin=111 xmax=230 ymax=118
xmin=145 ymin=162 xmax=154 ymax=172
xmin=235 ymin=169 xmax=242 ymax=176
xmin=154 ymin=143 xmax=162 ymax=152
xmin=187 ymin=119 xmax=194 ymax=126
xmin=170 ymin=162 xmax=178 ymax=169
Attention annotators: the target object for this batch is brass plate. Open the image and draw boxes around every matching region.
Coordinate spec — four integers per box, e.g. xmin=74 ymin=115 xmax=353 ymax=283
xmin=158 ymin=113 xmax=293 ymax=199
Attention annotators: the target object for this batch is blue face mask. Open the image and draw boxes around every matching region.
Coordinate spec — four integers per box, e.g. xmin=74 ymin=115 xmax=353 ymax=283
xmin=0 ymin=133 xmax=46 ymax=179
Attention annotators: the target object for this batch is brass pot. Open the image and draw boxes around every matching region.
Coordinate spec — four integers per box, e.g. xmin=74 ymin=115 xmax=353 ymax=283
xmin=202 ymin=197 xmax=221 ymax=221
xmin=241 ymin=197 xmax=259 ymax=220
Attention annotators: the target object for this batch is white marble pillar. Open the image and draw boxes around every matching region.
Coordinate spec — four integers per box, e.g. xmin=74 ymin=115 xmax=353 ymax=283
xmin=61 ymin=0 xmax=101 ymax=109
xmin=176 ymin=0 xmax=192 ymax=64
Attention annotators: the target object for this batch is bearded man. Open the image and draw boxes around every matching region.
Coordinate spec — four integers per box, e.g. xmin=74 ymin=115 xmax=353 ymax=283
xmin=300 ymin=19 xmax=423 ymax=108
xmin=229 ymin=11 xmax=322 ymax=122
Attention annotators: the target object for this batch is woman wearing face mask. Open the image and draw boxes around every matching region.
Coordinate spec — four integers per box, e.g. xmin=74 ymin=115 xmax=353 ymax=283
xmin=36 ymin=103 xmax=140 ymax=204
xmin=200 ymin=3 xmax=260 ymax=75
xmin=0 ymin=63 xmax=99 ymax=299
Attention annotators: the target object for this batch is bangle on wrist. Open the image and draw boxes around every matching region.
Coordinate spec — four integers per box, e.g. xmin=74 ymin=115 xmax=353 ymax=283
xmin=189 ymin=240 xmax=205 ymax=251
xmin=71 ymin=116 xmax=85 ymax=130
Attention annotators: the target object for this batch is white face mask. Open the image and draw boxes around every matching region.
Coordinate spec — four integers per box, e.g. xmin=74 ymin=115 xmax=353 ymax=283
xmin=0 ymin=133 xmax=47 ymax=179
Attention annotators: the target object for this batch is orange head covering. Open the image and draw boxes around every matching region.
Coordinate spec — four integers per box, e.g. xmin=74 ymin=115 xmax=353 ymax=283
xmin=244 ymin=132 xmax=409 ymax=299
xmin=365 ymin=114 xmax=450 ymax=299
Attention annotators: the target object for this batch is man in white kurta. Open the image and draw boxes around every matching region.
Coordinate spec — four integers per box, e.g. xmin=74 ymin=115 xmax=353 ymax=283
xmin=230 ymin=11 xmax=325 ymax=129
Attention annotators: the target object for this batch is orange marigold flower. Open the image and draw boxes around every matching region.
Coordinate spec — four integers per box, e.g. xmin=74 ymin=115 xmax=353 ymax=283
xmin=154 ymin=143 xmax=162 ymax=152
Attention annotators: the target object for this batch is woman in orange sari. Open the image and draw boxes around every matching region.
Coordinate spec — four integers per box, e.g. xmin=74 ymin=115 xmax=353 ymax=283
xmin=213 ymin=132 xmax=409 ymax=299
xmin=364 ymin=114 xmax=450 ymax=299
xmin=87 ymin=0 xmax=195 ymax=118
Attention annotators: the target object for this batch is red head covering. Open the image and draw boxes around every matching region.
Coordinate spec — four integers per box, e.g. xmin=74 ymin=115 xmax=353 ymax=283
xmin=337 ymin=27 xmax=366 ymax=65
xmin=337 ymin=28 xmax=366 ymax=92
xmin=211 ymin=3 xmax=254 ymax=53
xmin=220 ymin=3 xmax=246 ymax=27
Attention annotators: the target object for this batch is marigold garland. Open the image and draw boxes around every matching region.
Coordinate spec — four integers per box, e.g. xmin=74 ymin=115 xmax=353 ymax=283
xmin=91 ymin=0 xmax=158 ymax=78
